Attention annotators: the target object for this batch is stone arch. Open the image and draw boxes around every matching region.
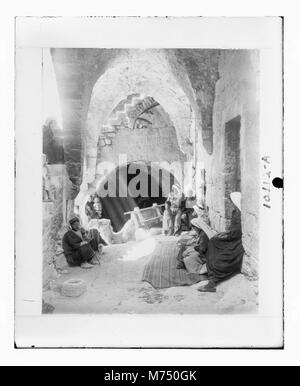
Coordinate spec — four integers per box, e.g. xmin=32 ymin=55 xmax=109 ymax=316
xmin=82 ymin=50 xmax=196 ymax=189
xmin=95 ymin=94 xmax=187 ymax=169
xmin=75 ymin=94 xmax=187 ymax=215
xmin=95 ymin=160 xmax=181 ymax=197
xmin=78 ymin=160 xmax=180 ymax=231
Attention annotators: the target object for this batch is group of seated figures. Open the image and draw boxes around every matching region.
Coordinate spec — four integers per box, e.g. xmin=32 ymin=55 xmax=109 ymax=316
xmin=62 ymin=187 xmax=244 ymax=292
xmin=175 ymin=192 xmax=244 ymax=292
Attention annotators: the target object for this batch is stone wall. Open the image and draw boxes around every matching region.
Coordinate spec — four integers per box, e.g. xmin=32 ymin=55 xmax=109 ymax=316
xmin=202 ymin=50 xmax=260 ymax=278
xmin=42 ymin=119 xmax=65 ymax=164
xmin=51 ymin=48 xmax=260 ymax=278
xmin=96 ymin=105 xmax=186 ymax=177
xmin=43 ymin=164 xmax=73 ymax=288
xmin=51 ymin=48 xmax=122 ymax=197
xmin=51 ymin=49 xmax=221 ymax=197
xmin=170 ymin=49 xmax=220 ymax=155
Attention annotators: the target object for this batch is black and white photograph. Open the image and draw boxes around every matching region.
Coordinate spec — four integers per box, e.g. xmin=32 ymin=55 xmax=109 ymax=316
xmin=40 ymin=47 xmax=260 ymax=315
xmin=13 ymin=15 xmax=285 ymax=350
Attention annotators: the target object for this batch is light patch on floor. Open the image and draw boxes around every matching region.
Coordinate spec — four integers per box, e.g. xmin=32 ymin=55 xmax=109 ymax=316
xmin=43 ymin=236 xmax=258 ymax=314
xmin=122 ymin=237 xmax=157 ymax=261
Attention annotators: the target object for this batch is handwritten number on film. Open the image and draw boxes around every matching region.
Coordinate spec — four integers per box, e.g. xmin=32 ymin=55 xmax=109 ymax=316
xmin=262 ymin=156 xmax=271 ymax=209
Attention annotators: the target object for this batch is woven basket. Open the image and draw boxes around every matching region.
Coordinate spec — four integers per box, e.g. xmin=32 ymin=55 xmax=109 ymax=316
xmin=61 ymin=278 xmax=87 ymax=297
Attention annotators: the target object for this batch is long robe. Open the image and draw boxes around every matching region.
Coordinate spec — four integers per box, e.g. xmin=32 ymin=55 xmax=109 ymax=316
xmin=206 ymin=209 xmax=244 ymax=283
xmin=62 ymin=228 xmax=95 ymax=267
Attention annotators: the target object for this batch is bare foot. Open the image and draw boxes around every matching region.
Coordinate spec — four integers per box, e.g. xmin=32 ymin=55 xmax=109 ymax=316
xmin=81 ymin=262 xmax=94 ymax=269
xmin=199 ymin=264 xmax=208 ymax=275
xmin=197 ymin=282 xmax=216 ymax=293
xmin=90 ymin=257 xmax=101 ymax=265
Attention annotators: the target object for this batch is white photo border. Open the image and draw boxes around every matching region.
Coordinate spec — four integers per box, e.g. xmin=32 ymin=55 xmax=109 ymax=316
xmin=15 ymin=16 xmax=283 ymax=349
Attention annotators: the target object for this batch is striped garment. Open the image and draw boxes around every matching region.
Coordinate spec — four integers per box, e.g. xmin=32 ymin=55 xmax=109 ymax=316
xmin=142 ymin=238 xmax=207 ymax=289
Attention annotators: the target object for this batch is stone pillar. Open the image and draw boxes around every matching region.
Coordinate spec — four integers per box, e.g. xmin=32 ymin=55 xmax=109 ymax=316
xmin=43 ymin=164 xmax=73 ymax=288
xmin=51 ymin=49 xmax=94 ymax=198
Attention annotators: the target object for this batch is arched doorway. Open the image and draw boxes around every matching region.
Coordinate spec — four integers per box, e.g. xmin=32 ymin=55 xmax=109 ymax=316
xmin=96 ymin=162 xmax=178 ymax=231
xmin=81 ymin=50 xmax=195 ymax=190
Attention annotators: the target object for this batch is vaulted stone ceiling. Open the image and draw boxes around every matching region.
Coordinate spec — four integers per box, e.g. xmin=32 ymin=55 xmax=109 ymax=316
xmin=51 ymin=48 xmax=220 ymax=198
xmin=170 ymin=49 xmax=220 ymax=155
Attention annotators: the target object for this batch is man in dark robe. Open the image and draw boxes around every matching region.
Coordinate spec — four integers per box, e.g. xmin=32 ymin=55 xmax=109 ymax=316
xmin=198 ymin=192 xmax=244 ymax=292
xmin=62 ymin=217 xmax=106 ymax=268
xmin=177 ymin=189 xmax=197 ymax=234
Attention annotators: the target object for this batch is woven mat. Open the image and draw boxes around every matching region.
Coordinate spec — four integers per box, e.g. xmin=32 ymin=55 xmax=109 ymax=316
xmin=142 ymin=239 xmax=206 ymax=289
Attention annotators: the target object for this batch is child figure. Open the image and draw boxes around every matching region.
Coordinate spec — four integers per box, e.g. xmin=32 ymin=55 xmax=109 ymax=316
xmin=163 ymin=201 xmax=173 ymax=236
xmin=92 ymin=196 xmax=102 ymax=219
xmin=42 ymin=154 xmax=51 ymax=201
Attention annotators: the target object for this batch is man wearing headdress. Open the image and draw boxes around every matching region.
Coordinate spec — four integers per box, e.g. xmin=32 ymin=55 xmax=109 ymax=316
xmin=62 ymin=217 xmax=107 ymax=269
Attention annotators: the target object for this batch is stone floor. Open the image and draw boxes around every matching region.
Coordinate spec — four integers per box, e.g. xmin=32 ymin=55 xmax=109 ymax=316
xmin=43 ymin=236 xmax=258 ymax=314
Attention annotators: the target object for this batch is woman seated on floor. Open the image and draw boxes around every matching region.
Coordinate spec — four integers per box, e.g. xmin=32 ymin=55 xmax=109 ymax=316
xmin=198 ymin=192 xmax=245 ymax=293
xmin=62 ymin=217 xmax=107 ymax=269
xmin=176 ymin=216 xmax=209 ymax=273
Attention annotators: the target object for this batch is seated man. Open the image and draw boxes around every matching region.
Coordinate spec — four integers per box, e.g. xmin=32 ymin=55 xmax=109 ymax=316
xmin=176 ymin=217 xmax=209 ymax=273
xmin=62 ymin=217 xmax=106 ymax=269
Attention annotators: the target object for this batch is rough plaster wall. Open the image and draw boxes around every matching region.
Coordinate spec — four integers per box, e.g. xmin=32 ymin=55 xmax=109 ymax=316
xmin=43 ymin=201 xmax=60 ymax=286
xmin=172 ymin=49 xmax=220 ymax=155
xmin=97 ymin=125 xmax=185 ymax=168
xmin=43 ymin=165 xmax=73 ymax=287
xmin=52 ymin=49 xmax=220 ymax=196
xmin=75 ymin=103 xmax=187 ymax=211
xmin=78 ymin=49 xmax=196 ymax=202
xmin=51 ymin=48 xmax=121 ymax=197
xmin=204 ymin=50 xmax=260 ymax=277
xmin=95 ymin=105 xmax=186 ymax=189
xmin=90 ymin=54 xmax=191 ymax=155
xmin=85 ymin=49 xmax=194 ymax=162
xmin=167 ymin=49 xmax=220 ymax=203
